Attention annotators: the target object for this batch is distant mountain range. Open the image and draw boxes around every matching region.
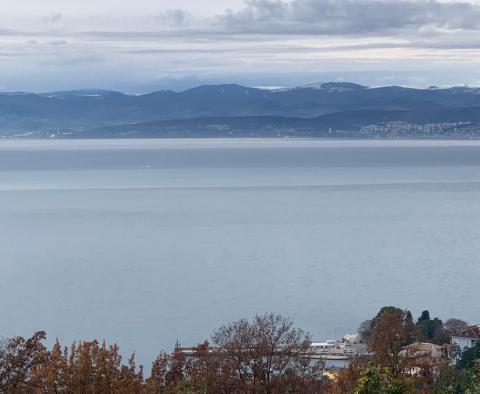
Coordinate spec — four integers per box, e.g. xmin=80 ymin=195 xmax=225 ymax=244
xmin=1 ymin=82 xmax=480 ymax=138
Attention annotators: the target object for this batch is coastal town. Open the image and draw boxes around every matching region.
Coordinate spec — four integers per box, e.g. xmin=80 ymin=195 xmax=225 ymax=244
xmin=2 ymin=309 xmax=479 ymax=393
xmin=179 ymin=320 xmax=480 ymax=377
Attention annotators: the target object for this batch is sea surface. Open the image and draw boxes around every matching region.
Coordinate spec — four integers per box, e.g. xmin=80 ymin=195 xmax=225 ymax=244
xmin=1 ymin=138 xmax=479 ymax=365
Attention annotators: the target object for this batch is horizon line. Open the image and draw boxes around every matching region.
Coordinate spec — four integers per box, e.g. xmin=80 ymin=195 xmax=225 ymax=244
xmin=1 ymin=81 xmax=480 ymax=96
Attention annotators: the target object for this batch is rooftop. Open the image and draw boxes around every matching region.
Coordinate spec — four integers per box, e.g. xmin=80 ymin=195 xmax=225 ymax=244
xmin=404 ymin=342 xmax=445 ymax=352
xmin=452 ymin=325 xmax=480 ymax=339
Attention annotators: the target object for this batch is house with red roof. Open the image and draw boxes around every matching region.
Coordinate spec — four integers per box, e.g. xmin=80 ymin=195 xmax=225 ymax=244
xmin=451 ymin=325 xmax=480 ymax=356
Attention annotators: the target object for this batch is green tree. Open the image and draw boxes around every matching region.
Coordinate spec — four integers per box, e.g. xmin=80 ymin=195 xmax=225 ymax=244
xmin=353 ymin=363 xmax=407 ymax=394
xmin=418 ymin=311 xmax=431 ymax=324
xmin=416 ymin=311 xmax=450 ymax=344
xmin=354 ymin=363 xmax=385 ymax=394
xmin=463 ymin=364 xmax=480 ymax=394
xmin=457 ymin=342 xmax=480 ymax=370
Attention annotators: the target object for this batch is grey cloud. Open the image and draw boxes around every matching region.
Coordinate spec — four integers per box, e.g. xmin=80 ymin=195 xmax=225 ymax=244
xmin=43 ymin=12 xmax=62 ymax=24
xmin=215 ymin=0 xmax=480 ymax=34
xmin=151 ymin=9 xmax=192 ymax=28
xmin=164 ymin=9 xmax=190 ymax=26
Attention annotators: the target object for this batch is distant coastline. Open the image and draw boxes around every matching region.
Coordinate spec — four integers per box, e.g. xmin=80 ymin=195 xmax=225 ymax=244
xmin=1 ymin=82 xmax=480 ymax=139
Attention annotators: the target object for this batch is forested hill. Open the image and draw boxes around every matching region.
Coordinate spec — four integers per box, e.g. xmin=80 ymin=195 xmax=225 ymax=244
xmin=1 ymin=83 xmax=480 ymax=138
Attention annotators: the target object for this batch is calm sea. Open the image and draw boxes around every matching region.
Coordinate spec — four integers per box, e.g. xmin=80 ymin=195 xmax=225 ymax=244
xmin=1 ymin=139 xmax=479 ymax=365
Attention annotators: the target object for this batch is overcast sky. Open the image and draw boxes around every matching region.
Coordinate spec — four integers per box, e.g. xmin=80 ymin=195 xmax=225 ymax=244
xmin=1 ymin=0 xmax=480 ymax=92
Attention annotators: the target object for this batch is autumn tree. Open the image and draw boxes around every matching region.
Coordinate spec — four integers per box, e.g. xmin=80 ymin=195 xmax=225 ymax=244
xmin=0 ymin=331 xmax=47 ymax=392
xmin=332 ymin=325 xmax=420 ymax=394
xmin=185 ymin=341 xmax=227 ymax=393
xmin=210 ymin=313 xmax=324 ymax=394
xmin=29 ymin=339 xmax=69 ymax=392
xmin=330 ymin=309 xmax=475 ymax=394
xmin=145 ymin=345 xmax=191 ymax=394
xmin=368 ymin=307 xmax=416 ymax=378
xmin=444 ymin=318 xmax=469 ymax=335
xmin=145 ymin=351 xmax=171 ymax=393
xmin=31 ymin=339 xmax=145 ymax=393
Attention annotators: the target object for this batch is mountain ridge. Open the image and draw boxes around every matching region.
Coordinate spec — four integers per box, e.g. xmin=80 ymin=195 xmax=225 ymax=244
xmin=1 ymin=82 xmax=480 ymax=138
